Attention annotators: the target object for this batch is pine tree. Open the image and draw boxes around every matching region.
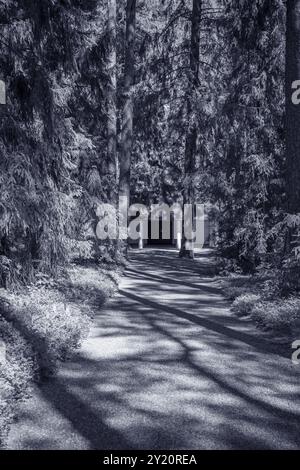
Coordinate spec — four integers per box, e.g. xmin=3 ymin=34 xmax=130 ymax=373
xmin=180 ymin=0 xmax=202 ymax=259
xmin=119 ymin=0 xmax=137 ymax=208
xmin=286 ymin=0 xmax=300 ymax=214
xmin=107 ymin=0 xmax=118 ymax=203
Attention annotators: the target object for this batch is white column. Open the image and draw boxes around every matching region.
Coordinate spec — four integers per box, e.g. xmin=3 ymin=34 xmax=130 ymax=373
xmin=139 ymin=225 xmax=143 ymax=250
xmin=177 ymin=232 xmax=182 ymax=251
xmin=0 ymin=80 xmax=6 ymax=105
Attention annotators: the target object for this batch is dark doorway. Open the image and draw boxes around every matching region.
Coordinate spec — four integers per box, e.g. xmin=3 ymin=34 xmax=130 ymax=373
xmin=148 ymin=216 xmax=174 ymax=246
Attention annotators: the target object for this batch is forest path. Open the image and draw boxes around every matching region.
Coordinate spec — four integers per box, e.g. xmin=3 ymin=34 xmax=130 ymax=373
xmin=6 ymin=248 xmax=300 ymax=449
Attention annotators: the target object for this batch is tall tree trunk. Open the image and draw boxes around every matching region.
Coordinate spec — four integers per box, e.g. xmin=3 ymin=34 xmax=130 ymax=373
xmin=107 ymin=0 xmax=117 ymax=203
xmin=179 ymin=0 xmax=202 ymax=258
xmin=286 ymin=0 xmax=300 ymax=214
xmin=119 ymin=0 xmax=137 ymax=206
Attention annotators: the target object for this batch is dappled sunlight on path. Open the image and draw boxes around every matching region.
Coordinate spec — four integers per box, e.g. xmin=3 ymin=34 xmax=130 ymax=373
xmin=7 ymin=249 xmax=300 ymax=449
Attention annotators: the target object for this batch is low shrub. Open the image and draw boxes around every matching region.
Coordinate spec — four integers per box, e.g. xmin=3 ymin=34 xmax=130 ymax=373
xmin=223 ymin=286 xmax=250 ymax=301
xmin=0 ymin=314 xmax=38 ymax=444
xmin=222 ymin=269 xmax=300 ymax=334
xmin=64 ymin=265 xmax=119 ymax=310
xmin=0 ymin=263 xmax=119 ymax=446
xmin=251 ymin=298 xmax=300 ymax=331
xmin=232 ymin=294 xmax=261 ymax=317
xmin=0 ymin=286 xmax=91 ymax=374
xmin=221 ymin=274 xmax=257 ymax=300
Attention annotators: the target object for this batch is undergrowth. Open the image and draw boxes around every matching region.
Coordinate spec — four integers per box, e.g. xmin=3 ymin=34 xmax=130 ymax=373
xmin=221 ymin=269 xmax=300 ymax=336
xmin=0 ymin=263 xmax=120 ymax=446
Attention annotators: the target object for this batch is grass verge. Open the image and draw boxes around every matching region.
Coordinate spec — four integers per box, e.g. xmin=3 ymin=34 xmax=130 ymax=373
xmin=0 ymin=263 xmax=120 ymax=446
xmin=221 ymin=271 xmax=300 ymax=337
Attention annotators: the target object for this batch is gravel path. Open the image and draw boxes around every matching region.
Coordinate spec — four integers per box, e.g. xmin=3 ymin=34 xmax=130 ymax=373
xmin=6 ymin=249 xmax=300 ymax=449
